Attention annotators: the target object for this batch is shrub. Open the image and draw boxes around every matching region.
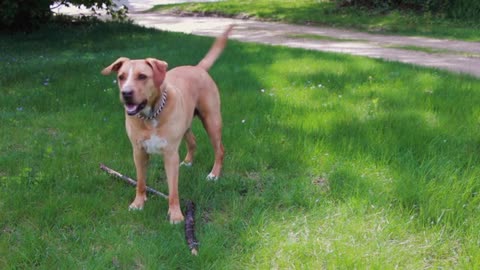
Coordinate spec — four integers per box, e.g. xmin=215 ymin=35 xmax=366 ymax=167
xmin=0 ymin=0 xmax=127 ymax=31
xmin=445 ymin=0 xmax=480 ymax=21
xmin=0 ymin=0 xmax=52 ymax=31
xmin=335 ymin=0 xmax=480 ymax=21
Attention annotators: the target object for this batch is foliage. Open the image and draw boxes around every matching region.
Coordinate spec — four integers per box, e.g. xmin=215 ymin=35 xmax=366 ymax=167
xmin=0 ymin=0 xmax=52 ymax=30
xmin=335 ymin=0 xmax=480 ymax=21
xmin=0 ymin=0 xmax=127 ymax=31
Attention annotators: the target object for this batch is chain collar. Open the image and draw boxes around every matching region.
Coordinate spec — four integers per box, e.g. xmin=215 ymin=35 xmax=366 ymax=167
xmin=137 ymin=89 xmax=167 ymax=120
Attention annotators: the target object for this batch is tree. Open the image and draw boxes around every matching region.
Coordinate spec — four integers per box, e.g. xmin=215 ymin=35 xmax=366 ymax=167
xmin=335 ymin=0 xmax=480 ymax=21
xmin=0 ymin=0 xmax=127 ymax=31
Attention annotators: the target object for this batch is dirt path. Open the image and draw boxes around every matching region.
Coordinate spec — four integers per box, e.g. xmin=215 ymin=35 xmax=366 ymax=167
xmin=131 ymin=13 xmax=480 ymax=77
xmin=53 ymin=1 xmax=480 ymax=77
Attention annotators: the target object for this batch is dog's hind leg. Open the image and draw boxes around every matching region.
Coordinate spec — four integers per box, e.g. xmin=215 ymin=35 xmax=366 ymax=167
xmin=200 ymin=115 xmax=224 ymax=181
xmin=181 ymin=129 xmax=196 ymax=167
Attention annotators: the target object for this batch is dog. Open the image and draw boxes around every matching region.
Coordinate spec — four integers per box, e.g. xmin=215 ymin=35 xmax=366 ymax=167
xmin=101 ymin=25 xmax=233 ymax=223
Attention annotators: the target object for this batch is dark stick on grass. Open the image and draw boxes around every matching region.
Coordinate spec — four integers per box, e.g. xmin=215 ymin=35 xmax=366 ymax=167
xmin=99 ymin=163 xmax=199 ymax=255
xmin=185 ymin=200 xmax=199 ymax=256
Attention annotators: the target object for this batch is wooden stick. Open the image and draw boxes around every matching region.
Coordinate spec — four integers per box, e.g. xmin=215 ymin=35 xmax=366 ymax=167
xmin=100 ymin=163 xmax=199 ymax=255
xmin=185 ymin=200 xmax=199 ymax=255
xmin=99 ymin=163 xmax=169 ymax=199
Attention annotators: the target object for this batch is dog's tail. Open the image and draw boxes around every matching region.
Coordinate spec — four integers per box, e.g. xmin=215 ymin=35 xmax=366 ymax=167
xmin=197 ymin=25 xmax=234 ymax=71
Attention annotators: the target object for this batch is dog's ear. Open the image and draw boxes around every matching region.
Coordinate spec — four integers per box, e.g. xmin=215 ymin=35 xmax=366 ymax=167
xmin=145 ymin=58 xmax=168 ymax=89
xmin=101 ymin=57 xmax=130 ymax=75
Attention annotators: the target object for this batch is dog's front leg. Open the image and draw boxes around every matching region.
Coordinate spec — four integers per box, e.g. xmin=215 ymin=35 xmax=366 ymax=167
xmin=129 ymin=147 xmax=149 ymax=210
xmin=164 ymin=150 xmax=184 ymax=224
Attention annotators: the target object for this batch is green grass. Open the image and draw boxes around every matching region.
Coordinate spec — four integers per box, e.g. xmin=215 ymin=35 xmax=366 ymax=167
xmin=384 ymin=44 xmax=458 ymax=54
xmin=286 ymin=35 xmax=480 ymax=58
xmin=287 ymin=33 xmax=365 ymax=42
xmin=383 ymin=44 xmax=480 ymax=58
xmin=1 ymin=21 xmax=480 ymax=268
xmin=151 ymin=0 xmax=480 ymax=41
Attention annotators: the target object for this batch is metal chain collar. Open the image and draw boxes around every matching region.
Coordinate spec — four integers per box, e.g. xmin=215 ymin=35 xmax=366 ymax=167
xmin=137 ymin=90 xmax=168 ymax=120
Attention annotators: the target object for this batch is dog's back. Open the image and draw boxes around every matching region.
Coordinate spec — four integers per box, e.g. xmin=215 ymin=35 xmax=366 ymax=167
xmin=165 ymin=25 xmax=234 ymax=121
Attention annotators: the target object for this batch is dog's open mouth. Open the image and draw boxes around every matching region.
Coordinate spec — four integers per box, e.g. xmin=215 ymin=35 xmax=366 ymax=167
xmin=124 ymin=100 xmax=147 ymax=116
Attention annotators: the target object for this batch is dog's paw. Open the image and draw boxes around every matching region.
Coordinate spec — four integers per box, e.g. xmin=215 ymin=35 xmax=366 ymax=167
xmin=128 ymin=195 xmax=147 ymax=211
xmin=206 ymin=173 xmax=218 ymax=181
xmin=168 ymin=210 xmax=185 ymax=224
xmin=128 ymin=204 xmax=144 ymax=211
xmin=180 ymin=161 xmax=192 ymax=167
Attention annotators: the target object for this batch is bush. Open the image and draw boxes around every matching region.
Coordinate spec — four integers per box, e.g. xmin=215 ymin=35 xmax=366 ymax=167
xmin=335 ymin=0 xmax=480 ymax=21
xmin=0 ymin=0 xmax=52 ymax=30
xmin=0 ymin=0 xmax=127 ymax=31
xmin=446 ymin=0 xmax=480 ymax=21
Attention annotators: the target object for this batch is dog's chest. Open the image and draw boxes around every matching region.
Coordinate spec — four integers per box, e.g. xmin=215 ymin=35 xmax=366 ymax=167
xmin=135 ymin=119 xmax=168 ymax=154
xmin=141 ymin=133 xmax=168 ymax=154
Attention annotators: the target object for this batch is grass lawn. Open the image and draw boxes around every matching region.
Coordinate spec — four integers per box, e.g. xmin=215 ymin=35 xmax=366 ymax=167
xmin=1 ymin=21 xmax=480 ymax=268
xmin=151 ymin=0 xmax=480 ymax=41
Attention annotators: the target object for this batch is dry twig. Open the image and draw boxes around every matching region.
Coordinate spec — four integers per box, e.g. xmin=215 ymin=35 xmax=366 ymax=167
xmin=99 ymin=163 xmax=168 ymax=199
xmin=185 ymin=200 xmax=199 ymax=255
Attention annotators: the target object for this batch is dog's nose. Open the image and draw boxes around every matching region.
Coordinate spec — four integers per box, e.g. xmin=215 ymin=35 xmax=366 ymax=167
xmin=122 ymin=90 xmax=133 ymax=100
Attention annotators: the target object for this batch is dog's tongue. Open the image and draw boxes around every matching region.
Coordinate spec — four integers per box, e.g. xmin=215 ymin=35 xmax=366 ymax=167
xmin=126 ymin=104 xmax=139 ymax=115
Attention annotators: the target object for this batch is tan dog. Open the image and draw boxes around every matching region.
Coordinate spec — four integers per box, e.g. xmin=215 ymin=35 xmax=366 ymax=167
xmin=101 ymin=26 xmax=233 ymax=223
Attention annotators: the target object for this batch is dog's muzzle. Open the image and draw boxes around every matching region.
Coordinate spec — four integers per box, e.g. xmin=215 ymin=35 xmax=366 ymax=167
xmin=122 ymin=91 xmax=146 ymax=116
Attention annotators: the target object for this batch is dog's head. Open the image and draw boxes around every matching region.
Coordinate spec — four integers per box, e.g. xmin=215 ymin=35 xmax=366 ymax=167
xmin=102 ymin=57 xmax=168 ymax=116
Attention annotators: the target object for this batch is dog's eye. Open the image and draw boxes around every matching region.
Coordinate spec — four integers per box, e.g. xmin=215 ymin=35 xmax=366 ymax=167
xmin=138 ymin=74 xmax=147 ymax=80
xmin=118 ymin=75 xmax=125 ymax=81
